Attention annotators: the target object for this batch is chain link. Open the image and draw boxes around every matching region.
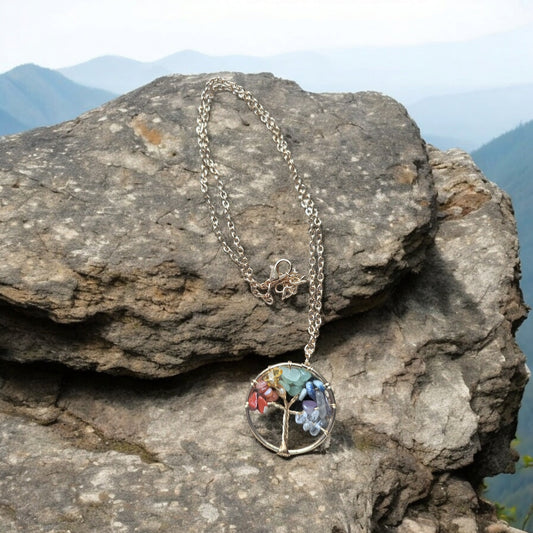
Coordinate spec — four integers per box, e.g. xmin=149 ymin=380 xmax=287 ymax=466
xmin=196 ymin=77 xmax=324 ymax=363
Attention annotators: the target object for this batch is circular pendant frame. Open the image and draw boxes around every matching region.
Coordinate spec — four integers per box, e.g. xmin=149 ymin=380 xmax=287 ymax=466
xmin=245 ymin=362 xmax=336 ymax=457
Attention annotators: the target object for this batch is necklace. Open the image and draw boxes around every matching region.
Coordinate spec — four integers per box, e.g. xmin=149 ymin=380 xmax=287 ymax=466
xmin=196 ymin=77 xmax=336 ymax=456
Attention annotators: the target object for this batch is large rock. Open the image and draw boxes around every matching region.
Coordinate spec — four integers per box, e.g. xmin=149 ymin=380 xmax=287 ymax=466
xmin=0 ymin=73 xmax=434 ymax=377
xmin=0 ymin=87 xmax=528 ymax=533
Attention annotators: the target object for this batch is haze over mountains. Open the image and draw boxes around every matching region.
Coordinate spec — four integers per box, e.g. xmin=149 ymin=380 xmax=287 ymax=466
xmin=0 ymin=109 xmax=25 ymax=136
xmin=2 ymin=23 xmax=533 ymax=149
xmin=59 ymin=24 xmax=533 ymax=100
xmin=409 ymin=84 xmax=533 ymax=151
xmin=58 ymin=50 xmax=533 ymax=150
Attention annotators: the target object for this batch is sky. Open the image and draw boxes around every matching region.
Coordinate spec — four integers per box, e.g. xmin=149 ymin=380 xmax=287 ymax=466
xmin=1 ymin=0 xmax=533 ymax=73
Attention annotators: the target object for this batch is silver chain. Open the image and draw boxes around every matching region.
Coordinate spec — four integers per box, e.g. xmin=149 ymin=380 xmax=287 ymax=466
xmin=196 ymin=77 xmax=324 ymax=363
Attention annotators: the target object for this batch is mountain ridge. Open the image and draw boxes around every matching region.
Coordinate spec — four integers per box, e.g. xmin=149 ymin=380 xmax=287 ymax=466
xmin=59 ymin=55 xmax=169 ymax=94
xmin=0 ymin=108 xmax=25 ymax=136
xmin=0 ymin=64 xmax=116 ymax=136
xmin=410 ymin=84 xmax=533 ymax=150
xmin=52 ymin=24 xmax=533 ymax=150
xmin=56 ymin=23 xmax=533 ymax=100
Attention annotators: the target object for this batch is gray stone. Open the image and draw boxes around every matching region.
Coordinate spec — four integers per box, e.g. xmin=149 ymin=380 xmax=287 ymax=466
xmin=0 ymin=134 xmax=528 ymax=531
xmin=0 ymin=73 xmax=434 ymax=377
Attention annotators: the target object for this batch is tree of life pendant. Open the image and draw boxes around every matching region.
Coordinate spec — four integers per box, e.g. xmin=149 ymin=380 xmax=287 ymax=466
xmin=245 ymin=362 xmax=336 ymax=457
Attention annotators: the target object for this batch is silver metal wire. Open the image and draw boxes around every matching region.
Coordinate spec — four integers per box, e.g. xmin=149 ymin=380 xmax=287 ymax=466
xmin=196 ymin=77 xmax=324 ymax=362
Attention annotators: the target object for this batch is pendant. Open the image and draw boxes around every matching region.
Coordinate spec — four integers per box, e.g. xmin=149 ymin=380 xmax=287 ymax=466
xmin=245 ymin=362 xmax=336 ymax=457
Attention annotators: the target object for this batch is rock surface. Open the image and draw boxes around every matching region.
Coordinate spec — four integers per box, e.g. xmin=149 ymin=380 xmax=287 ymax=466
xmin=0 ymin=74 xmax=529 ymax=532
xmin=0 ymin=72 xmax=433 ymax=377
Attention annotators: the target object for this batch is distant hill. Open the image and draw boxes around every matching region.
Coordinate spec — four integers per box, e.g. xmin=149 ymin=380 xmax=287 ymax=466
xmin=57 ymin=23 xmax=533 ymax=103
xmin=59 ymin=50 xmax=331 ymax=96
xmin=0 ymin=64 xmax=116 ymax=136
xmin=6 ymin=22 xmax=533 ymax=146
xmin=471 ymin=120 xmax=533 ymax=530
xmin=0 ymin=108 xmax=25 ymax=136
xmin=410 ymin=85 xmax=533 ymax=152
xmin=55 ymin=23 xmax=533 ymax=151
xmin=59 ymin=55 xmax=169 ymax=94
xmin=155 ymin=49 xmax=273 ymax=73
xmin=423 ymin=134 xmax=477 ymax=152
xmin=472 ymin=120 xmax=533 ymax=199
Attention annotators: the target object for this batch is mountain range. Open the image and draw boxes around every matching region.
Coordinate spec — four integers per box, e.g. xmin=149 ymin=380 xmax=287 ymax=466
xmin=2 ymin=22 xmax=533 ymax=147
xmin=1 ymin=26 xmax=533 ymax=149
xmin=54 ymin=23 xmax=533 ymax=149
xmin=0 ymin=108 xmax=25 ymax=135
xmin=57 ymin=24 xmax=533 ymax=100
xmin=2 ymin=59 xmax=533 ymax=151
xmin=0 ymin=64 xmax=116 ymax=136
xmin=409 ymin=84 xmax=533 ymax=151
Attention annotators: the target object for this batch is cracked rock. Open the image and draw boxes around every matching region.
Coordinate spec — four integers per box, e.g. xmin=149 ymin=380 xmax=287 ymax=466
xmin=0 ymin=131 xmax=528 ymax=532
xmin=0 ymin=72 xmax=434 ymax=377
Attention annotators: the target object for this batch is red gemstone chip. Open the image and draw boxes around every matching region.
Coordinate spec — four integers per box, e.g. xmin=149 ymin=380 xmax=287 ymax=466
xmin=257 ymin=395 xmax=268 ymax=413
xmin=248 ymin=391 xmax=258 ymax=410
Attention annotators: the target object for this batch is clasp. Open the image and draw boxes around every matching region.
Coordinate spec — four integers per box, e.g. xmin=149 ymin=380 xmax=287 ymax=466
xmin=257 ymin=259 xmax=307 ymax=304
